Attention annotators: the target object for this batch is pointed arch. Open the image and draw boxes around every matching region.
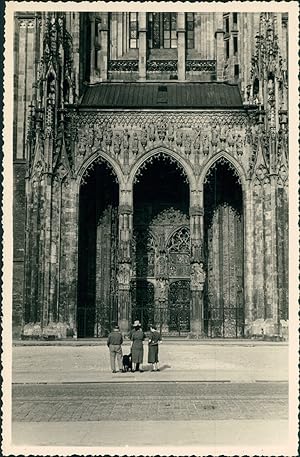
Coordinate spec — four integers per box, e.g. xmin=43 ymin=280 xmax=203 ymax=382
xmin=128 ymin=146 xmax=196 ymax=190
xmin=199 ymin=151 xmax=247 ymax=191
xmin=76 ymin=150 xmax=125 ymax=190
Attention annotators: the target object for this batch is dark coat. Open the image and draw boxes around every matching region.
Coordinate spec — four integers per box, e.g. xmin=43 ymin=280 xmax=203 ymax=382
xmin=130 ymin=328 xmax=145 ymax=363
xmin=148 ymin=330 xmax=161 ymax=363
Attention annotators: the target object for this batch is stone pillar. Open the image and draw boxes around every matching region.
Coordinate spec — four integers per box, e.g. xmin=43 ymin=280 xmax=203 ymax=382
xmin=138 ymin=12 xmax=147 ymax=81
xmin=177 ymin=12 xmax=186 ymax=81
xmin=215 ymin=13 xmax=225 ymax=81
xmin=58 ymin=177 xmax=78 ymax=338
xmin=189 ymin=192 xmax=205 ymax=336
xmin=89 ymin=14 xmax=96 ymax=82
xmin=243 ymin=180 xmax=254 ymax=335
xmin=190 ymin=263 xmax=206 ymax=336
xmin=267 ymin=173 xmax=280 ymax=335
xmin=99 ymin=13 xmax=109 ymax=81
xmin=155 ymin=278 xmax=169 ymax=334
xmin=190 ymin=206 xmax=204 ymax=263
xmin=118 ymin=202 xmax=133 ymax=333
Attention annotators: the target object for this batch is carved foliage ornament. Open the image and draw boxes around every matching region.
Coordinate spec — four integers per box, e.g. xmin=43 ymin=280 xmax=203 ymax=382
xmin=186 ymin=60 xmax=216 ymax=72
xmin=69 ymin=111 xmax=250 ymax=178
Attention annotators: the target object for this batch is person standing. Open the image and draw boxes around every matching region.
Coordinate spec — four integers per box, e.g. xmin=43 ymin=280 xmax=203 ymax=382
xmin=130 ymin=320 xmax=145 ymax=372
xmin=148 ymin=325 xmax=162 ymax=371
xmin=107 ymin=325 xmax=123 ymax=373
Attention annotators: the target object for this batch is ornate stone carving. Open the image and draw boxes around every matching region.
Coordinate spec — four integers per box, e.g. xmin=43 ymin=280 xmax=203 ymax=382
xmin=278 ymin=164 xmax=288 ymax=182
xmin=134 ymin=153 xmax=189 ymax=185
xmin=176 ymin=130 xmax=183 ymax=147
xmin=156 ymin=278 xmax=169 ymax=302
xmin=202 ymin=132 xmax=210 ymax=155
xmin=156 ymin=254 xmax=168 ymax=278
xmin=204 ymin=157 xmax=241 ymax=185
xmin=78 ymin=125 xmax=94 ymax=156
xmin=151 ymin=208 xmax=189 ymax=227
xmin=186 ymin=60 xmax=216 ymax=72
xmin=148 ymin=123 xmax=156 ymax=142
xmin=147 ymin=60 xmax=177 ymax=72
xmin=157 ymin=120 xmax=167 ymax=141
xmin=73 ymin=111 xmax=249 ymax=133
xmin=118 ymin=263 xmax=132 ymax=287
xmin=69 ymin=110 xmax=252 ymax=182
xmin=191 ymin=262 xmax=206 ymax=291
xmin=108 ymin=60 xmax=138 ymax=72
xmin=104 ymin=128 xmax=113 ymax=147
xmin=184 ymin=134 xmax=192 ymax=156
xmin=167 ymin=123 xmax=175 ymax=143
xmin=236 ymin=134 xmax=244 ymax=156
xmin=132 ymin=132 xmax=139 ymax=154
xmin=255 ymin=164 xmax=268 ymax=181
xmin=140 ymin=129 xmax=148 ymax=148
xmin=113 ymin=133 xmax=122 ymax=155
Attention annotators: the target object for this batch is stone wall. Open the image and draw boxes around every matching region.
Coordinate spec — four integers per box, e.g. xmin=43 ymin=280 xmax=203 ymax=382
xmin=13 ymin=12 xmax=289 ymax=339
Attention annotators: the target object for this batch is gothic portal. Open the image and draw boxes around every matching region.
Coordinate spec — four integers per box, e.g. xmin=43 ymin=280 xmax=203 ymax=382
xmin=13 ymin=11 xmax=289 ymax=339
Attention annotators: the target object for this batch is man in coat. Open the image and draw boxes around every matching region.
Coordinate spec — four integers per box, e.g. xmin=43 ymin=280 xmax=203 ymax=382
xmin=107 ymin=325 xmax=123 ymax=373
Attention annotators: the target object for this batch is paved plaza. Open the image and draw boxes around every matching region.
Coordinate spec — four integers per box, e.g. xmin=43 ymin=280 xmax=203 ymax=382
xmin=13 ymin=381 xmax=288 ymax=422
xmin=7 ymin=340 xmax=296 ymax=455
xmin=12 ymin=339 xmax=289 ymax=383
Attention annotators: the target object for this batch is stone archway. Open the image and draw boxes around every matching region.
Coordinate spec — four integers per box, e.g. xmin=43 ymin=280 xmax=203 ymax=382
xmin=203 ymin=157 xmax=244 ymax=338
xmin=131 ymin=152 xmax=191 ymax=334
xmin=77 ymin=159 xmax=119 ymax=337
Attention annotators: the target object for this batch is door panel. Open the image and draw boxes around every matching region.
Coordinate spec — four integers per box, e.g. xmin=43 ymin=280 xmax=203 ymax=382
xmin=132 ymin=209 xmax=191 ymax=335
xmin=131 ymin=280 xmax=155 ymax=331
xmin=168 ymin=280 xmax=191 ymax=333
xmin=205 ymin=204 xmax=244 ymax=337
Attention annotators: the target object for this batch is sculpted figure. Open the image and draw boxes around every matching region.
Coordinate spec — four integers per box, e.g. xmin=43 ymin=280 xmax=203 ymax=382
xmin=176 ymin=131 xmax=183 ymax=147
xmin=132 ymin=132 xmax=139 ymax=155
xmin=167 ymin=123 xmax=174 ymax=142
xmin=191 ymin=262 xmax=206 ymax=291
xmin=157 ymin=253 xmax=167 ymax=277
xmin=117 ymin=263 xmax=131 ymax=285
xmin=236 ymin=133 xmax=244 ymax=156
xmin=185 ymin=134 xmax=192 ymax=156
xmin=140 ymin=129 xmax=148 ymax=148
xmin=148 ymin=123 xmax=156 ymax=142
xmin=157 ymin=278 xmax=168 ymax=302
xmin=202 ymin=132 xmax=210 ymax=155
xmin=113 ymin=133 xmax=121 ymax=155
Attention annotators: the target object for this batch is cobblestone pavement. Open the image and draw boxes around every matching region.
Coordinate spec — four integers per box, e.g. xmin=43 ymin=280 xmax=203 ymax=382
xmin=12 ymin=381 xmax=288 ymax=422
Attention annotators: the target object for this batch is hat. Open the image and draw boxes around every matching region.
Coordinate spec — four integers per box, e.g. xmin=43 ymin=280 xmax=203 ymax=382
xmin=113 ymin=325 xmax=120 ymax=330
xmin=133 ymin=320 xmax=141 ymax=327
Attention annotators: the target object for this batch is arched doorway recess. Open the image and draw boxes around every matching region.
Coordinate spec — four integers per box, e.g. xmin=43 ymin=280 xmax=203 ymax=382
xmin=132 ymin=153 xmax=190 ymax=334
xmin=77 ymin=160 xmax=119 ymax=337
xmin=203 ymin=158 xmax=244 ymax=338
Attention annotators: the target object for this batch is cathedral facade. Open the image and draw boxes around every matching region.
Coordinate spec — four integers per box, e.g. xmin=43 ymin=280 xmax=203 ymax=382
xmin=13 ymin=11 xmax=289 ymax=339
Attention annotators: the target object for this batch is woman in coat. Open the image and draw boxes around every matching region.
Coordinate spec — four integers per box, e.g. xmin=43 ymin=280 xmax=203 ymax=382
xmin=130 ymin=320 xmax=145 ymax=372
xmin=148 ymin=325 xmax=162 ymax=371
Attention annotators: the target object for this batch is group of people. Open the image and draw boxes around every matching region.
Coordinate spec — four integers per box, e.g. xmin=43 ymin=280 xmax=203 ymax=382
xmin=107 ymin=320 xmax=161 ymax=373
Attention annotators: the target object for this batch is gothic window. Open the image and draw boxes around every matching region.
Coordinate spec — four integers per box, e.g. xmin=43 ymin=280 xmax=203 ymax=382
xmin=148 ymin=13 xmax=177 ymax=49
xmin=129 ymin=12 xmax=138 ymax=48
xmin=133 ymin=230 xmax=156 ymax=277
xmin=167 ymin=227 xmax=190 ymax=277
xmin=186 ymin=13 xmax=195 ymax=49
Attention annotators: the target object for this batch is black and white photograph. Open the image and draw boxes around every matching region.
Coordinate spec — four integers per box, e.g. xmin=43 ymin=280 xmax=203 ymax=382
xmin=2 ymin=1 xmax=299 ymax=455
